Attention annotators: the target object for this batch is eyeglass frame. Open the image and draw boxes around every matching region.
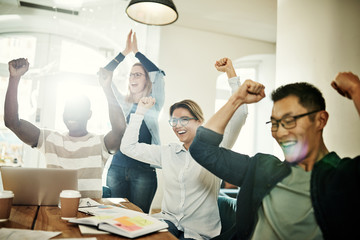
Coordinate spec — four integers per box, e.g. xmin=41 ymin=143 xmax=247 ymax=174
xmin=168 ymin=117 xmax=198 ymax=127
xmin=266 ymin=109 xmax=322 ymax=132
xmin=129 ymin=72 xmax=145 ymax=79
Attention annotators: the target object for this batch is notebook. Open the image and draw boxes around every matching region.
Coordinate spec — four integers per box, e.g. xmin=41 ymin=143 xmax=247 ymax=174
xmin=0 ymin=167 xmax=78 ymax=206
xmin=69 ymin=206 xmax=168 ymax=238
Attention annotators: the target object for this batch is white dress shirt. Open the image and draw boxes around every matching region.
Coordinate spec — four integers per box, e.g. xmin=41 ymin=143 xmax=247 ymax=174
xmin=120 ymin=76 xmax=247 ymax=239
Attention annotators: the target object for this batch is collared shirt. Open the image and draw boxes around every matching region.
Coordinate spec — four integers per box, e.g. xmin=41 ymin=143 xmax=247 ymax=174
xmin=121 ymin=114 xmax=221 ymax=239
xmin=120 ymin=76 xmax=247 ymax=239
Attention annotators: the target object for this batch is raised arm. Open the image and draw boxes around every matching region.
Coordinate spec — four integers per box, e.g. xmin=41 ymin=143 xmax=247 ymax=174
xmin=120 ymin=96 xmax=162 ymax=166
xmin=215 ymin=57 xmax=236 ymax=78
xmin=132 ymin=32 xmax=160 ymax=72
xmin=215 ymin=58 xmax=248 ymax=149
xmin=205 ymin=80 xmax=265 ymax=134
xmin=98 ymin=68 xmax=126 ymax=153
xmin=135 ymin=96 xmax=156 ymax=115
xmin=105 ymin=31 xmax=133 ymax=106
xmin=4 ymin=58 xmax=40 ymax=147
xmin=104 ymin=30 xmax=132 ymax=71
xmin=189 ymin=80 xmax=265 ymax=186
xmin=132 ymin=32 xmax=165 ymax=111
xmin=331 ymin=72 xmax=360 ymax=117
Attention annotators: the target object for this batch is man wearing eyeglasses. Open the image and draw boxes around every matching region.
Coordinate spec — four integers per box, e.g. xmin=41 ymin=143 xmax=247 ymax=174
xmin=189 ymin=72 xmax=360 ymax=240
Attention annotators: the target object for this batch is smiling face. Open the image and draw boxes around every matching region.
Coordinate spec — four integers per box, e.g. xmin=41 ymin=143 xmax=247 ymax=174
xmin=271 ymin=95 xmax=322 ymax=164
xmin=128 ymin=65 xmax=147 ymax=96
xmin=171 ymin=107 xmax=202 ymax=149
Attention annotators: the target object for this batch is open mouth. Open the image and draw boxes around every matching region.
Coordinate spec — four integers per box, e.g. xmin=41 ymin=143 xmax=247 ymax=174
xmin=280 ymin=140 xmax=297 ymax=149
xmin=66 ymin=120 xmax=79 ymax=127
xmin=177 ymin=130 xmax=186 ymax=135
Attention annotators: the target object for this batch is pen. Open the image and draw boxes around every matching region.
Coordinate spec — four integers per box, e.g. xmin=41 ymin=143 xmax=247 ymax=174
xmin=118 ymin=203 xmax=126 ymax=208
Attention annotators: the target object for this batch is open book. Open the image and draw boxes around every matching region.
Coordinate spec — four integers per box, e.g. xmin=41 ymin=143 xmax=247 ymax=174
xmin=77 ymin=204 xmax=126 ymax=216
xmin=69 ymin=206 xmax=168 ymax=238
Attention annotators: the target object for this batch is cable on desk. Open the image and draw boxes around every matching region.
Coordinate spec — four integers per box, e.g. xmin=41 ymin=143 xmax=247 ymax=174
xmin=31 ymin=205 xmax=40 ymax=230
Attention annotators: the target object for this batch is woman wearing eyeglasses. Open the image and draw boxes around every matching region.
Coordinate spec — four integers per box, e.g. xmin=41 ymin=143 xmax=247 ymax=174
xmin=103 ymin=30 xmax=165 ymax=213
xmin=119 ymin=58 xmax=262 ymax=240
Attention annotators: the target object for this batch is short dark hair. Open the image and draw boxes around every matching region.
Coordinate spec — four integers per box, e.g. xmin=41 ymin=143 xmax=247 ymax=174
xmin=271 ymin=82 xmax=326 ymax=114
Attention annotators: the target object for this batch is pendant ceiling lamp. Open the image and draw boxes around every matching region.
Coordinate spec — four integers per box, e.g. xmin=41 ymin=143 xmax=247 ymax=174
xmin=126 ymin=0 xmax=178 ymax=26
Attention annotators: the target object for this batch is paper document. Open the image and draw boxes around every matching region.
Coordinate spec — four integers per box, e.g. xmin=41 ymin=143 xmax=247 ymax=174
xmin=78 ymin=198 xmax=101 ymax=208
xmin=0 ymin=228 xmax=61 ymax=240
xmin=78 ymin=205 xmax=126 ymax=216
xmin=78 ymin=224 xmax=110 ymax=235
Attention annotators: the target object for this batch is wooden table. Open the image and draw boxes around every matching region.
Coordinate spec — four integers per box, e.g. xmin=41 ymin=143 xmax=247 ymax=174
xmin=0 ymin=199 xmax=177 ymax=239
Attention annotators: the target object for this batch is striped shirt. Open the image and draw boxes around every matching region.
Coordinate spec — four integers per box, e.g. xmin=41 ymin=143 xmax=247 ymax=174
xmin=36 ymin=129 xmax=110 ymax=198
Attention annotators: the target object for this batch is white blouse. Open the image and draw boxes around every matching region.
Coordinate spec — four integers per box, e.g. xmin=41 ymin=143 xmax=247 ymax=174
xmin=120 ymin=76 xmax=247 ymax=239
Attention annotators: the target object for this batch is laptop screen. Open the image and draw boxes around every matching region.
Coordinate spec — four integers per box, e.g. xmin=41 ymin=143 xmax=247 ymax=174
xmin=0 ymin=167 xmax=78 ymax=206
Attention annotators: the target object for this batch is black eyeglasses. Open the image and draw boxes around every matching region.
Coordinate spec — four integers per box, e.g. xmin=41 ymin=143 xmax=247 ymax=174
xmin=169 ymin=117 xmax=198 ymax=127
xmin=129 ymin=72 xmax=144 ymax=79
xmin=266 ymin=109 xmax=322 ymax=132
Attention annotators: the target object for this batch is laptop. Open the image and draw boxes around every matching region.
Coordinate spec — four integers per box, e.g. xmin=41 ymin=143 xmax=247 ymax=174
xmin=0 ymin=167 xmax=78 ymax=206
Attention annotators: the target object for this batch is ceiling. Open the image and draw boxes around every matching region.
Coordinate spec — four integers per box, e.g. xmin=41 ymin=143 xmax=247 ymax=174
xmin=174 ymin=0 xmax=277 ymax=43
xmin=2 ymin=0 xmax=277 ymax=43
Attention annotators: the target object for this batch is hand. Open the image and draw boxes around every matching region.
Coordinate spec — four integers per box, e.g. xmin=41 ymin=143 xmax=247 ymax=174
xmin=233 ymin=79 xmax=265 ymax=104
xmin=215 ymin=58 xmax=232 ymax=72
xmin=8 ymin=58 xmax=29 ymax=79
xmin=136 ymin=96 xmax=156 ymax=115
xmin=98 ymin=67 xmax=113 ymax=89
xmin=131 ymin=32 xmax=139 ymax=54
xmin=215 ymin=57 xmax=236 ymax=78
xmin=122 ymin=30 xmax=132 ymax=56
xmin=331 ymin=72 xmax=360 ymax=100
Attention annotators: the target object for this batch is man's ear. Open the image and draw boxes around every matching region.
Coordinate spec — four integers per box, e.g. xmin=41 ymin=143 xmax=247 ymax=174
xmin=317 ymin=110 xmax=329 ymax=130
xmin=88 ymin=110 xmax=92 ymax=120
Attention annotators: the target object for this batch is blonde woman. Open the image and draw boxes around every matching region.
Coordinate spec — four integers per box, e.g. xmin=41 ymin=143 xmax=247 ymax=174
xmin=104 ymin=30 xmax=165 ymax=213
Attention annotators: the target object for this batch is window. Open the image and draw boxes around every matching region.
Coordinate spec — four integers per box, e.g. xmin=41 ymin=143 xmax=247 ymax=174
xmin=0 ymin=73 xmax=34 ymax=166
xmin=0 ymin=32 xmax=113 ymax=167
xmin=0 ymin=34 xmax=37 ymax=164
xmin=214 ymin=54 xmax=282 ymax=160
xmin=59 ymin=40 xmax=106 ymax=75
xmin=215 ymin=67 xmax=257 ymax=156
xmin=0 ymin=35 xmax=36 ymax=64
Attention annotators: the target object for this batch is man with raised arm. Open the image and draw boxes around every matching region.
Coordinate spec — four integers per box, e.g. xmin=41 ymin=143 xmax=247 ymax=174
xmin=189 ymin=73 xmax=360 ymax=239
xmin=4 ymin=58 xmax=126 ymax=198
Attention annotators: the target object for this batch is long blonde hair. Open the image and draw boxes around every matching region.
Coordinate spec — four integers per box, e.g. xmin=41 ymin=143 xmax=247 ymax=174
xmin=126 ymin=63 xmax=152 ymax=103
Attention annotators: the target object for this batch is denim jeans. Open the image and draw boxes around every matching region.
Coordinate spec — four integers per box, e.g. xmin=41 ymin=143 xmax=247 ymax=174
xmin=164 ymin=220 xmax=195 ymax=240
xmin=106 ymin=164 xmax=157 ymax=213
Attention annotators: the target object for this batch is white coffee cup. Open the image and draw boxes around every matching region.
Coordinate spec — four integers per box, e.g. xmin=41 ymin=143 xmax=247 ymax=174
xmin=0 ymin=190 xmax=14 ymax=222
xmin=59 ymin=190 xmax=81 ymax=220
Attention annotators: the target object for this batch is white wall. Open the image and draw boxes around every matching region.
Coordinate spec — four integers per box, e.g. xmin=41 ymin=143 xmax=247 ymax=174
xmin=157 ymin=25 xmax=276 ymax=144
xmin=276 ymin=0 xmax=360 ymax=158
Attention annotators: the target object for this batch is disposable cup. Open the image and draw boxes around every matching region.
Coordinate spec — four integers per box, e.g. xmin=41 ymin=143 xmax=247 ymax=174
xmin=59 ymin=190 xmax=81 ymax=220
xmin=0 ymin=191 xmax=14 ymax=222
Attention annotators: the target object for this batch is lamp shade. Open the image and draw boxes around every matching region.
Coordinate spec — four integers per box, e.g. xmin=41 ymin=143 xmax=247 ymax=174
xmin=126 ymin=0 xmax=178 ymax=26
